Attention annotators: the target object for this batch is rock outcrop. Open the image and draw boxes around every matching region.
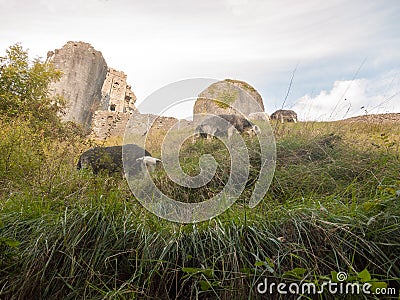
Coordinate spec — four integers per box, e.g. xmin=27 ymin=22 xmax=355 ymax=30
xmin=47 ymin=41 xmax=108 ymax=130
xmin=90 ymin=111 xmax=133 ymax=139
xmin=193 ymin=79 xmax=264 ymax=122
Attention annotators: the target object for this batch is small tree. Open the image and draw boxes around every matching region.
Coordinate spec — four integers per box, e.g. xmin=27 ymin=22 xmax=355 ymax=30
xmin=0 ymin=44 xmax=65 ymax=130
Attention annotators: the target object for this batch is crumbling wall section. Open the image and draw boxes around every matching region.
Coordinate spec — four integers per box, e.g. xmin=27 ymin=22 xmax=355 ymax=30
xmin=91 ymin=111 xmax=192 ymax=140
xmin=91 ymin=111 xmax=132 ymax=139
xmin=100 ymin=68 xmax=136 ymax=112
xmin=47 ymin=41 xmax=193 ymax=140
xmin=47 ymin=41 xmax=108 ymax=130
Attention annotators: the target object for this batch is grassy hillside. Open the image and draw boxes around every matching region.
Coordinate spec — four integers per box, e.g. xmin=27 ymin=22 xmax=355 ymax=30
xmin=0 ymin=117 xmax=399 ymax=299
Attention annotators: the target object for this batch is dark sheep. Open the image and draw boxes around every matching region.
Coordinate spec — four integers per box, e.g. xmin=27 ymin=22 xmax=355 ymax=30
xmin=77 ymin=144 xmax=151 ymax=176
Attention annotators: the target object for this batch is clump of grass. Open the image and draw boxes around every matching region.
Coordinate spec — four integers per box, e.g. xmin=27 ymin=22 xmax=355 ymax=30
xmin=1 ymin=198 xmax=399 ymax=299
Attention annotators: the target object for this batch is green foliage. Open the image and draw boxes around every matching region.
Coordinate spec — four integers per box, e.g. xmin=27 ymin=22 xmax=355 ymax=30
xmin=0 ymin=44 xmax=65 ymax=132
xmin=282 ymin=267 xmax=307 ymax=280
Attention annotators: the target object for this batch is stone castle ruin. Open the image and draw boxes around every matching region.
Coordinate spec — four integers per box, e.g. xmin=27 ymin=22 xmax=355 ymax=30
xmin=47 ymin=41 xmax=183 ymax=139
xmin=91 ymin=67 xmax=138 ymax=139
xmin=47 ymin=41 xmax=270 ymax=140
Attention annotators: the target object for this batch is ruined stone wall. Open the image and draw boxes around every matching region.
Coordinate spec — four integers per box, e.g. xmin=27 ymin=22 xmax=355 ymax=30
xmin=91 ymin=111 xmax=192 ymax=140
xmin=47 ymin=41 xmax=191 ymax=140
xmin=125 ymin=85 xmax=136 ymax=111
xmin=47 ymin=41 xmax=108 ymax=130
xmin=100 ymin=68 xmax=137 ymax=112
xmin=91 ymin=78 xmax=265 ymax=140
xmin=91 ymin=111 xmax=132 ymax=139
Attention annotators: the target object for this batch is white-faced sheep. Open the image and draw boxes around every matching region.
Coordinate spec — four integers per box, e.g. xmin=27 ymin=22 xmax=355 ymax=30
xmin=136 ymin=156 xmax=162 ymax=172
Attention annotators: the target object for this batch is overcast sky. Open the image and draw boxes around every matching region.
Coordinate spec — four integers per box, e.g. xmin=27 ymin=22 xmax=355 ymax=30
xmin=1 ymin=0 xmax=399 ymax=120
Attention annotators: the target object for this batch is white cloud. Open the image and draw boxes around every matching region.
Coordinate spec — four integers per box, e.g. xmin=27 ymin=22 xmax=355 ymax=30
xmin=224 ymin=0 xmax=249 ymax=16
xmin=293 ymin=70 xmax=400 ymax=121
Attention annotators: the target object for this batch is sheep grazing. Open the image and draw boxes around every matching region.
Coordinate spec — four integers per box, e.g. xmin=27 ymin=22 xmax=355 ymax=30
xmin=219 ymin=114 xmax=261 ymax=137
xmin=77 ymin=144 xmax=151 ymax=176
xmin=194 ymin=114 xmax=260 ymax=141
xmin=270 ymin=109 xmax=298 ymax=123
xmin=136 ymin=156 xmax=161 ymax=172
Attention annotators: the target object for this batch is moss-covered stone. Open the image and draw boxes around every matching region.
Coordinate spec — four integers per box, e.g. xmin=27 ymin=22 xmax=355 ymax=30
xmin=193 ymin=79 xmax=264 ymax=122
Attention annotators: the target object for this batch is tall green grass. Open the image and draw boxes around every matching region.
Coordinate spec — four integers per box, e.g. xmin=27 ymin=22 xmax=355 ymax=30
xmin=0 ymin=117 xmax=399 ymax=299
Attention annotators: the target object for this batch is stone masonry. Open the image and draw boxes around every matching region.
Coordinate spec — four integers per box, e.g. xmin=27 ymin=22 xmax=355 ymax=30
xmin=100 ymin=68 xmax=136 ymax=112
xmin=91 ymin=110 xmax=192 ymax=140
xmin=47 ymin=41 xmax=189 ymax=140
xmin=47 ymin=41 xmax=108 ymax=130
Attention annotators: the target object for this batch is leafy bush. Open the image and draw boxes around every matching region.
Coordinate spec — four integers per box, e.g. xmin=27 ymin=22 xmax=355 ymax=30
xmin=0 ymin=44 xmax=65 ymax=133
